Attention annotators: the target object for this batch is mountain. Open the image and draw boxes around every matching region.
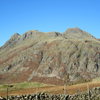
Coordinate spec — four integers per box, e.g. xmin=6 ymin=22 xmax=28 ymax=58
xmin=0 ymin=28 xmax=100 ymax=85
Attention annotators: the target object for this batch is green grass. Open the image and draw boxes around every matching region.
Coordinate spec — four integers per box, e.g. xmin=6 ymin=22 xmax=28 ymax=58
xmin=0 ymin=82 xmax=48 ymax=92
xmin=14 ymin=82 xmax=47 ymax=88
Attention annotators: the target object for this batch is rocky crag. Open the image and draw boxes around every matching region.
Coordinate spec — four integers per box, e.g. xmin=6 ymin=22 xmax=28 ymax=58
xmin=0 ymin=28 xmax=100 ymax=84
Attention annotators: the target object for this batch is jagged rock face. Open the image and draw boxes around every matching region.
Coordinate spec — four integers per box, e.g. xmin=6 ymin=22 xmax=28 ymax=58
xmin=0 ymin=28 xmax=100 ymax=84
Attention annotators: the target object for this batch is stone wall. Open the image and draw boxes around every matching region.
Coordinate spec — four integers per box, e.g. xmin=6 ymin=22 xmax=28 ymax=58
xmin=0 ymin=87 xmax=100 ymax=100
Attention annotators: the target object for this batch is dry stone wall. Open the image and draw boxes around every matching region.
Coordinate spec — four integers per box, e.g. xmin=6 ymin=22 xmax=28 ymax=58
xmin=0 ymin=87 xmax=100 ymax=100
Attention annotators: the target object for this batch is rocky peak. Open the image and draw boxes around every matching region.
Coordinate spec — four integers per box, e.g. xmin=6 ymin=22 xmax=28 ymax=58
xmin=63 ymin=27 xmax=95 ymax=39
xmin=10 ymin=33 xmax=21 ymax=40
xmin=20 ymin=30 xmax=42 ymax=40
xmin=65 ymin=27 xmax=83 ymax=34
xmin=2 ymin=33 xmax=21 ymax=48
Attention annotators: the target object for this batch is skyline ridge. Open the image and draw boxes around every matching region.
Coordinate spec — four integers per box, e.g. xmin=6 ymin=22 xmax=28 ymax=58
xmin=0 ymin=27 xmax=97 ymax=47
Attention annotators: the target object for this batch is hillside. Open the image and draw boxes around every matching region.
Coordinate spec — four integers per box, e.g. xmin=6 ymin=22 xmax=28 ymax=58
xmin=0 ymin=28 xmax=100 ymax=85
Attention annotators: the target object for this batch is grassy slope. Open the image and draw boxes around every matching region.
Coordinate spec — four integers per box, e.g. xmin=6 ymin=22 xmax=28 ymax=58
xmin=0 ymin=82 xmax=48 ymax=92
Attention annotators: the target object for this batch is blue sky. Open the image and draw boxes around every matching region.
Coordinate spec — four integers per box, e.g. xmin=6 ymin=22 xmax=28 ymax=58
xmin=0 ymin=0 xmax=100 ymax=46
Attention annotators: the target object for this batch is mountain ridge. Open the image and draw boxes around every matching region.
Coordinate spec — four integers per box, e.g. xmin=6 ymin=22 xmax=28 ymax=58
xmin=0 ymin=28 xmax=100 ymax=85
xmin=1 ymin=27 xmax=97 ymax=48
